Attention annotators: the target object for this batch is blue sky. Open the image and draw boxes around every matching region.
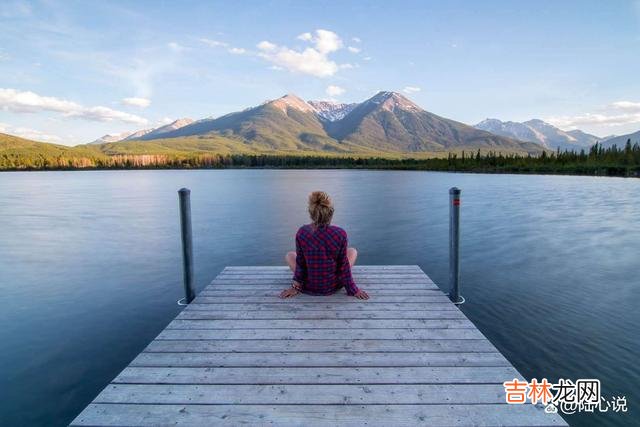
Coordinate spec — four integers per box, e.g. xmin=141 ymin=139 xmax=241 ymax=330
xmin=1 ymin=0 xmax=639 ymax=145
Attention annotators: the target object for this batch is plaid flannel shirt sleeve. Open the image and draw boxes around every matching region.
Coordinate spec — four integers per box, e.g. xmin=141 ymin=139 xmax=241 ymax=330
xmin=292 ymin=231 xmax=307 ymax=286
xmin=336 ymin=236 xmax=358 ymax=295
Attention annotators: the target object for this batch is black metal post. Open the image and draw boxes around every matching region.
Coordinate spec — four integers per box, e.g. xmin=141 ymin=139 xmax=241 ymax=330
xmin=178 ymin=188 xmax=195 ymax=304
xmin=449 ymin=187 xmax=463 ymax=304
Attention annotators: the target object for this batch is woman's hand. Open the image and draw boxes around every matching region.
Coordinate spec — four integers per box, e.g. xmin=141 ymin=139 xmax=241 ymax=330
xmin=354 ymin=289 xmax=370 ymax=300
xmin=279 ymin=287 xmax=300 ymax=299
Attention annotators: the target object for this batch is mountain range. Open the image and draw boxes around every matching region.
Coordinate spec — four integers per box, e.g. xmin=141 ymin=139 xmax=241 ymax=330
xmin=599 ymin=130 xmax=640 ymax=148
xmin=5 ymin=90 xmax=638 ymax=160
xmin=98 ymin=91 xmax=544 ymax=155
xmin=474 ymin=118 xmax=601 ymax=151
xmin=91 ymin=118 xmax=194 ymax=144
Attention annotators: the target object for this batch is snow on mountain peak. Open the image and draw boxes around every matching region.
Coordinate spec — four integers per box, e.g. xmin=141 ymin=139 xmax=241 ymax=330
xmin=308 ymin=100 xmax=357 ymax=122
xmin=138 ymin=118 xmax=194 ymax=138
xmin=477 ymin=118 xmax=503 ymax=127
xmin=122 ymin=128 xmax=153 ymax=141
xmin=162 ymin=118 xmax=194 ymax=131
xmin=475 ymin=118 xmax=599 ymax=149
xmin=89 ymin=118 xmax=194 ymax=144
xmin=90 ymin=131 xmax=135 ymax=144
xmin=367 ymin=91 xmax=422 ymax=112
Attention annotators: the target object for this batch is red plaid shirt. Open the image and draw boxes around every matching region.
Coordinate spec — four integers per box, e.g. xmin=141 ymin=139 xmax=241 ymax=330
xmin=292 ymin=224 xmax=359 ymax=295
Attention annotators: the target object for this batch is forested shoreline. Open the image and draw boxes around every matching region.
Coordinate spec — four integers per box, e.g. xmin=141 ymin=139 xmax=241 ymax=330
xmin=1 ymin=142 xmax=639 ymax=177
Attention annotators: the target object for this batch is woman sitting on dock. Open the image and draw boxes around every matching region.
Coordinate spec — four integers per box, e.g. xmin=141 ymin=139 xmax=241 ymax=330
xmin=280 ymin=191 xmax=370 ymax=300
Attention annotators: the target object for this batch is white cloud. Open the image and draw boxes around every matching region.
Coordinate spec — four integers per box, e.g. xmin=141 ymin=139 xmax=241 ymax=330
xmin=0 ymin=122 xmax=62 ymax=143
xmin=257 ymin=41 xmax=277 ymax=51
xmin=0 ymin=88 xmax=148 ymax=125
xmin=403 ymin=86 xmax=421 ymax=94
xmin=546 ymin=112 xmax=640 ymax=129
xmin=68 ymin=106 xmax=148 ymax=125
xmin=0 ymin=88 xmax=80 ymax=113
xmin=347 ymin=46 xmax=361 ymax=53
xmin=122 ymin=97 xmax=151 ymax=108
xmin=167 ymin=42 xmax=186 ymax=52
xmin=314 ymin=30 xmax=343 ymax=54
xmin=363 ymin=56 xmax=372 ymax=61
xmin=200 ymin=38 xmax=228 ymax=48
xmin=326 ymin=85 xmax=345 ymax=97
xmin=610 ymin=101 xmax=640 ymax=111
xmin=257 ymin=29 xmax=348 ymax=78
xmin=546 ymin=100 xmax=640 ymax=129
xmin=352 ymin=37 xmax=361 ymax=43
xmin=157 ymin=117 xmax=174 ymax=126
xmin=200 ymin=38 xmax=246 ymax=55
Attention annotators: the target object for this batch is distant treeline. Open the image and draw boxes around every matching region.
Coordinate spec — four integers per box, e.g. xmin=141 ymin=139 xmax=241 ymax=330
xmin=2 ymin=141 xmax=639 ymax=177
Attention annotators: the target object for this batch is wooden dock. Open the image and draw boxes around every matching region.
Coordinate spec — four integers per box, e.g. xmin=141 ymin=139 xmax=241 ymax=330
xmin=72 ymin=265 xmax=566 ymax=426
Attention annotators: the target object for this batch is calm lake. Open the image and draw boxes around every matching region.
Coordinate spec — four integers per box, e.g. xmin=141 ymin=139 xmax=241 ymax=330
xmin=0 ymin=170 xmax=638 ymax=426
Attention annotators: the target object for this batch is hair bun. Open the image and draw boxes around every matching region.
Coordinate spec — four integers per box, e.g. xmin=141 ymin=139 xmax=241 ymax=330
xmin=309 ymin=191 xmax=332 ymax=208
xmin=308 ymin=191 xmax=334 ymax=226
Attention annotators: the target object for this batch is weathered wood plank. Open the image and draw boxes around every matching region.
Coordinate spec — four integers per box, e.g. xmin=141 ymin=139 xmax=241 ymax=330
xmin=193 ymin=295 xmax=451 ymax=304
xmin=224 ymin=265 xmax=421 ymax=271
xmin=130 ymin=352 xmax=511 ymax=367
xmin=214 ymin=276 xmax=434 ymax=281
xmin=213 ymin=271 xmax=430 ymax=276
xmin=210 ymin=278 xmax=436 ymax=284
xmin=205 ymin=284 xmax=441 ymax=290
xmin=201 ymin=289 xmax=441 ymax=297
xmin=218 ymin=271 xmax=433 ymax=283
xmin=216 ymin=275 xmax=434 ymax=280
xmin=166 ymin=318 xmax=475 ymax=330
xmin=156 ymin=328 xmax=486 ymax=340
xmin=185 ymin=302 xmax=460 ymax=311
xmin=113 ymin=366 xmax=523 ymax=385
xmin=209 ymin=281 xmax=438 ymax=288
xmin=177 ymin=309 xmax=466 ymax=320
xmin=72 ymin=403 xmax=565 ymax=426
xmin=94 ymin=383 xmax=507 ymax=404
xmin=71 ymin=265 xmax=567 ymax=427
xmin=144 ymin=339 xmax=498 ymax=353
xmin=215 ymin=273 xmax=431 ymax=279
